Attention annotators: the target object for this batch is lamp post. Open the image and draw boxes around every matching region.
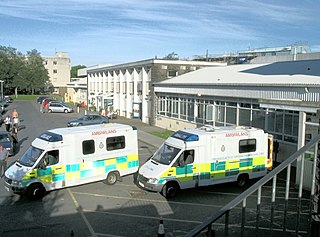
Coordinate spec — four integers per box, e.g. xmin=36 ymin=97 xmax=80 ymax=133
xmin=0 ymin=80 xmax=3 ymax=100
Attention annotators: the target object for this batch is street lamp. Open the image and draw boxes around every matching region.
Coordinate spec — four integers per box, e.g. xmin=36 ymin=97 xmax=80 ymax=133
xmin=0 ymin=80 xmax=3 ymax=100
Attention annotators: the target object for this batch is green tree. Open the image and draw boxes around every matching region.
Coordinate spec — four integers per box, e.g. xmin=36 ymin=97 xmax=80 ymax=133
xmin=23 ymin=49 xmax=49 ymax=94
xmin=0 ymin=46 xmax=23 ymax=96
xmin=163 ymin=52 xmax=179 ymax=60
xmin=71 ymin=65 xmax=86 ymax=78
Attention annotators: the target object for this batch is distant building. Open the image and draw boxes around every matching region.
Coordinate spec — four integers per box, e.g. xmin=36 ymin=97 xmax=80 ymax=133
xmin=86 ymin=59 xmax=225 ymax=124
xmin=42 ymin=52 xmax=71 ymax=95
xmin=194 ymin=44 xmax=320 ymax=64
xmin=65 ymin=78 xmax=87 ymax=106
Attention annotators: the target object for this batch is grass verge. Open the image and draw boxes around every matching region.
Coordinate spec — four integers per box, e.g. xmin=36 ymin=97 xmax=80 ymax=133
xmin=149 ymin=130 xmax=173 ymax=140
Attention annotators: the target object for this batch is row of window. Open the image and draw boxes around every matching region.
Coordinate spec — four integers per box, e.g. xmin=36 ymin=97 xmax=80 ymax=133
xmin=82 ymin=136 xmax=125 ymax=155
xmin=158 ymin=96 xmax=302 ymax=144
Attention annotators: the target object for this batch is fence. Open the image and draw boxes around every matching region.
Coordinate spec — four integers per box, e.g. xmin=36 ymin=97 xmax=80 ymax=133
xmin=185 ymin=133 xmax=320 ymax=237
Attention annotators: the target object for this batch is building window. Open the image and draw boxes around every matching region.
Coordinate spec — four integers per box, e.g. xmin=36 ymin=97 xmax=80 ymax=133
xmin=53 ymin=61 xmax=57 ymax=65
xmin=53 ymin=69 xmax=58 ymax=74
xmin=167 ymin=70 xmax=178 ymax=78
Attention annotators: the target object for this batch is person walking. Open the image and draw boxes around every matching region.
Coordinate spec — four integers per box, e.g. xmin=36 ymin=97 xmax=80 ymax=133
xmin=4 ymin=115 xmax=11 ymax=132
xmin=11 ymin=124 xmax=18 ymax=146
xmin=0 ymin=144 xmax=9 ymax=177
xmin=11 ymin=109 xmax=19 ymax=128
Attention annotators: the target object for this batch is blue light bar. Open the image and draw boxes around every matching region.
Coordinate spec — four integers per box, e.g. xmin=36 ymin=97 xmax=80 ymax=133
xmin=171 ymin=131 xmax=199 ymax=142
xmin=38 ymin=132 xmax=63 ymax=142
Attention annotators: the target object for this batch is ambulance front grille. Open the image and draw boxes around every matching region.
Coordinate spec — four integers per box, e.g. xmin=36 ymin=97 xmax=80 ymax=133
xmin=4 ymin=176 xmax=12 ymax=184
xmin=138 ymin=174 xmax=149 ymax=183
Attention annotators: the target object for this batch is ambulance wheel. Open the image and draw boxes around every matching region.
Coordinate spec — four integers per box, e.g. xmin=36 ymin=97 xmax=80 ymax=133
xmin=105 ymin=172 xmax=118 ymax=185
xmin=27 ymin=183 xmax=46 ymax=200
xmin=161 ymin=182 xmax=179 ymax=198
xmin=236 ymin=174 xmax=248 ymax=187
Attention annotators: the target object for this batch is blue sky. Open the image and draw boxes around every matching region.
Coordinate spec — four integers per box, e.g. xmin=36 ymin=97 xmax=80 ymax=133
xmin=0 ymin=0 xmax=319 ymax=66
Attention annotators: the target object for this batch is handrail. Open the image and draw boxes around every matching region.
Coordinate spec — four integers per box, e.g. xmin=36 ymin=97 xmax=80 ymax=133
xmin=185 ymin=133 xmax=320 ymax=237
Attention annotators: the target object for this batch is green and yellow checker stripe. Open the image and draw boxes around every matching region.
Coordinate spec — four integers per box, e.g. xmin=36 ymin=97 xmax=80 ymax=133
xmin=159 ymin=156 xmax=266 ymax=183
xmin=22 ymin=154 xmax=139 ymax=183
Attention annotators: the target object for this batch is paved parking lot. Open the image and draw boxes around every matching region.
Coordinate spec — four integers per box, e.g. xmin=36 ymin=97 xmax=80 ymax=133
xmin=0 ymin=100 xmax=311 ymax=237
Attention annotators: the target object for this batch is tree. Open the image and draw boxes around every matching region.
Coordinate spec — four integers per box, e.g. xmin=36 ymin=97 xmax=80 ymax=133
xmin=21 ymin=49 xmax=49 ymax=94
xmin=163 ymin=52 xmax=179 ymax=60
xmin=71 ymin=65 xmax=86 ymax=78
xmin=0 ymin=46 xmax=24 ymax=96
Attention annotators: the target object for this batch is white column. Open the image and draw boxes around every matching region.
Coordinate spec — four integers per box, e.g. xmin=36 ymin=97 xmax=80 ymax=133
xmin=296 ymin=111 xmax=306 ymax=186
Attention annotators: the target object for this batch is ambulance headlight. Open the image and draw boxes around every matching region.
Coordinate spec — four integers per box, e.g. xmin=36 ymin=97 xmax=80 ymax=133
xmin=11 ymin=180 xmax=22 ymax=186
xmin=147 ymin=178 xmax=159 ymax=184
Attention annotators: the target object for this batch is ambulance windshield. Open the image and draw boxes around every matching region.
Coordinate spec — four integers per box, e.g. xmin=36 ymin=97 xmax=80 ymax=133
xmin=152 ymin=143 xmax=180 ymax=165
xmin=18 ymin=146 xmax=44 ymax=167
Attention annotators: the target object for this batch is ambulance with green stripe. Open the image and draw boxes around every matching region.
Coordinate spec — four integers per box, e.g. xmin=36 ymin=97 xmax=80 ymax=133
xmin=4 ymin=123 xmax=139 ymax=200
xmin=137 ymin=126 xmax=273 ymax=198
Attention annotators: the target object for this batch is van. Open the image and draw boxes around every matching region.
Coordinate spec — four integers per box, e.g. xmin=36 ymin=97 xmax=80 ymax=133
xmin=4 ymin=123 xmax=139 ymax=199
xmin=48 ymin=101 xmax=74 ymax=113
xmin=137 ymin=126 xmax=273 ymax=198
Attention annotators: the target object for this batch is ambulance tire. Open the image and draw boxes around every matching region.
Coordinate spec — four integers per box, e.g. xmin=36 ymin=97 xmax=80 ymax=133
xmin=27 ymin=183 xmax=46 ymax=200
xmin=161 ymin=182 xmax=179 ymax=198
xmin=105 ymin=172 xmax=119 ymax=185
xmin=236 ymin=174 xmax=249 ymax=188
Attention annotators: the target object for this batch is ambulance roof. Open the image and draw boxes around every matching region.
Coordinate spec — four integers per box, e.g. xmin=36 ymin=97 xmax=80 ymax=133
xmin=172 ymin=126 xmax=263 ymax=142
xmin=38 ymin=123 xmax=135 ymax=142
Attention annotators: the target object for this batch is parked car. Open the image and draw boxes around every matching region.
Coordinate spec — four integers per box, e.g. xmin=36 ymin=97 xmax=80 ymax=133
xmin=4 ymin=96 xmax=13 ymax=103
xmin=48 ymin=101 xmax=74 ymax=113
xmin=0 ymin=131 xmax=16 ymax=156
xmin=36 ymin=96 xmax=48 ymax=104
xmin=67 ymin=114 xmax=109 ymax=127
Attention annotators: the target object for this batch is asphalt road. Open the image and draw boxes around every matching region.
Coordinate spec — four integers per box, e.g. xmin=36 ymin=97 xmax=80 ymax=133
xmin=0 ymin=100 xmax=311 ymax=237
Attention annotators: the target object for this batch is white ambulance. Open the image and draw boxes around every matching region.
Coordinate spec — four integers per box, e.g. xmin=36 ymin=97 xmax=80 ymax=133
xmin=137 ymin=126 xmax=273 ymax=198
xmin=4 ymin=123 xmax=139 ymax=200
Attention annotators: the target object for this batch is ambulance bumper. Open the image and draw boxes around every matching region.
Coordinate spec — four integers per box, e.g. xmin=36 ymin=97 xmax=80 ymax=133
xmin=4 ymin=177 xmax=26 ymax=195
xmin=137 ymin=175 xmax=163 ymax=192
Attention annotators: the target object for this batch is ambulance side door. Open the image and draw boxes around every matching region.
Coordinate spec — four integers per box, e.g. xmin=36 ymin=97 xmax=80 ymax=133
xmin=38 ymin=149 xmax=65 ymax=190
xmin=174 ymin=148 xmax=198 ymax=189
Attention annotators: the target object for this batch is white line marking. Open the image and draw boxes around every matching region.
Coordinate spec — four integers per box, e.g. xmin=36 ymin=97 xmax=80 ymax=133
xmin=67 ymin=188 xmax=97 ymax=237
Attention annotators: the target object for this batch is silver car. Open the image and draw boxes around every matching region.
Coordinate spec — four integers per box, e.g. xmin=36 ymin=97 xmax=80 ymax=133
xmin=48 ymin=102 xmax=74 ymax=113
xmin=67 ymin=114 xmax=109 ymax=127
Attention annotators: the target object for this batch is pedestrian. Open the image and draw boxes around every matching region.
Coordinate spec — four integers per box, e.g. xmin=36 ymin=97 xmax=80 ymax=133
xmin=11 ymin=109 xmax=19 ymax=128
xmin=4 ymin=115 xmax=11 ymax=132
xmin=0 ymin=144 xmax=9 ymax=177
xmin=11 ymin=124 xmax=18 ymax=146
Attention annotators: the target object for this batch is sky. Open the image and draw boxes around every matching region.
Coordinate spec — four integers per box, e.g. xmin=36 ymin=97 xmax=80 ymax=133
xmin=0 ymin=0 xmax=320 ymax=66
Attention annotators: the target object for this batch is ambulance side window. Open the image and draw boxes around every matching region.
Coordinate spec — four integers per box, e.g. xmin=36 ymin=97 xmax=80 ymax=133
xmin=83 ymin=140 xmax=95 ymax=155
xmin=239 ymin=139 xmax=256 ymax=153
xmin=106 ymin=136 xmax=125 ymax=151
xmin=40 ymin=150 xmax=59 ymax=168
xmin=175 ymin=150 xmax=194 ymax=167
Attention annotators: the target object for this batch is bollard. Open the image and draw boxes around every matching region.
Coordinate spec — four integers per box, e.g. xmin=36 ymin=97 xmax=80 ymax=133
xmin=85 ymin=110 xmax=87 ymax=115
xmin=158 ymin=218 xmax=165 ymax=237
xmin=77 ymin=106 xmax=80 ymax=113
xmin=70 ymin=230 xmax=75 ymax=236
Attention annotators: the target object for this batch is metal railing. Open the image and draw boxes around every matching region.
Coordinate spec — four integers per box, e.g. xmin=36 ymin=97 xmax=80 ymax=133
xmin=185 ymin=133 xmax=320 ymax=237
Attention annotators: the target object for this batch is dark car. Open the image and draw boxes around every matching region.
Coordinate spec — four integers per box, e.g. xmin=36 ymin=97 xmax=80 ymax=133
xmin=4 ymin=96 xmax=13 ymax=103
xmin=67 ymin=114 xmax=109 ymax=127
xmin=0 ymin=131 xmax=16 ymax=156
xmin=37 ymin=96 xmax=48 ymax=104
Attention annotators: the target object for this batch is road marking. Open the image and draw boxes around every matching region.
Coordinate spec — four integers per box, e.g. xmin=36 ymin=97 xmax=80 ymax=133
xmin=71 ymin=191 xmax=309 ymax=215
xmin=67 ymin=188 xmax=97 ymax=237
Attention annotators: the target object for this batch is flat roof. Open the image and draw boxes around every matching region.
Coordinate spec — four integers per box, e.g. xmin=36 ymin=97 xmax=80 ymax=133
xmin=155 ymin=59 xmax=320 ymax=87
